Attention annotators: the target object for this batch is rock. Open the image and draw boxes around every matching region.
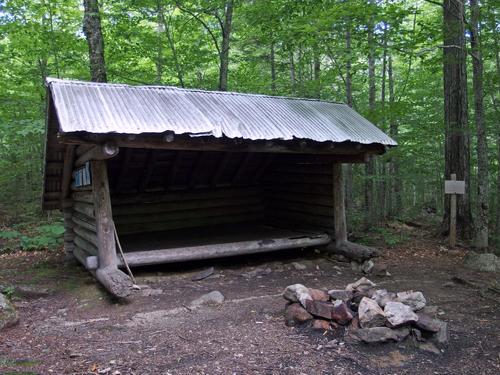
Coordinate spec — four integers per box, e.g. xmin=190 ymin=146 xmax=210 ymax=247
xmin=464 ymin=252 xmax=499 ymax=272
xmin=305 ymin=300 xmax=334 ymax=320
xmin=361 ymin=259 xmax=375 ymax=274
xmin=328 ymin=289 xmax=353 ymax=301
xmin=421 ymin=305 xmax=439 ymax=317
xmin=411 ymin=328 xmax=423 ymax=342
xmin=0 ymin=293 xmax=19 ymax=330
xmin=191 ymin=267 xmax=215 ymax=281
xmin=242 ymin=267 xmax=272 ymax=278
xmin=188 ymin=291 xmax=225 ymax=309
xmin=331 ymin=300 xmax=353 ymax=325
xmin=291 ymin=262 xmax=307 ymax=270
xmin=283 ymin=284 xmax=312 ymax=308
xmin=312 ymin=319 xmax=331 ymax=330
xmin=351 ymin=261 xmax=362 ymax=272
xmin=372 ymin=289 xmax=397 ymax=308
xmin=308 ymin=288 xmax=329 ymax=301
xmin=284 ymin=303 xmax=313 ymax=326
xmin=396 ymin=291 xmax=426 ymax=311
xmin=348 ymin=316 xmax=360 ymax=331
xmin=372 ymin=262 xmax=389 ymax=276
xmin=384 ymin=301 xmax=418 ymax=327
xmin=350 ymin=327 xmax=410 ymax=344
xmin=431 ymin=321 xmax=449 ymax=348
xmin=345 ymin=277 xmax=376 ymax=294
xmin=418 ymin=342 xmax=441 ymax=354
xmin=358 ymin=297 xmax=386 ymax=328
xmin=415 ymin=313 xmax=441 ymax=333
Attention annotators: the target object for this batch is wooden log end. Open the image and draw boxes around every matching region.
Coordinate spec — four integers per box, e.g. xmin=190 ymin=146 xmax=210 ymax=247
xmin=326 ymin=240 xmax=379 ymax=261
xmin=96 ymin=267 xmax=133 ymax=298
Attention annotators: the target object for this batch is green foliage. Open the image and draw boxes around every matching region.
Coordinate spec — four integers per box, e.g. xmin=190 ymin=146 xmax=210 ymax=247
xmin=0 ymin=222 xmax=64 ymax=252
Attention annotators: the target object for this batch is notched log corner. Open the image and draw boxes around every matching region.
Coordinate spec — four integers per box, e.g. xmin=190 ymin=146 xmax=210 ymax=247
xmin=327 ymin=240 xmax=379 ymax=262
xmin=96 ymin=266 xmax=133 ymax=298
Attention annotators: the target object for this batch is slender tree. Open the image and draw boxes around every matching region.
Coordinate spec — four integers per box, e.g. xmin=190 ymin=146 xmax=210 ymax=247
xmin=469 ymin=0 xmax=488 ymax=249
xmin=218 ymin=0 xmax=234 ymax=91
xmin=442 ymin=0 xmax=472 ymax=239
xmin=83 ymin=0 xmax=107 ymax=82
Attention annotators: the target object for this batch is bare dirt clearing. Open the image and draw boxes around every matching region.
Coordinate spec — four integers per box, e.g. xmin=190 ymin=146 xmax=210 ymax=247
xmin=1 ymin=227 xmax=499 ymax=374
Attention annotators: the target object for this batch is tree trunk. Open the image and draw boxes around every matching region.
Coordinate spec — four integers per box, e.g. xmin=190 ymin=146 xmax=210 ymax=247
xmin=442 ymin=0 xmax=472 ymax=239
xmin=364 ymin=1 xmax=376 ymax=229
xmin=270 ymin=41 xmax=276 ymax=93
xmin=289 ymin=49 xmax=296 ymax=95
xmin=83 ymin=0 xmax=107 ymax=82
xmin=313 ymin=48 xmax=321 ymax=99
xmin=218 ymin=0 xmax=234 ymax=91
xmin=469 ymin=0 xmax=488 ymax=249
xmin=344 ymin=21 xmax=354 ymax=212
xmin=158 ymin=2 xmax=184 ymax=87
xmin=378 ymin=23 xmax=388 ymax=222
xmin=388 ymin=55 xmax=402 ymax=216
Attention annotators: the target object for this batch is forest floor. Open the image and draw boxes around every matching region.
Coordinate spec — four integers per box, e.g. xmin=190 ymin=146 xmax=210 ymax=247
xmin=0 ymin=222 xmax=499 ymax=375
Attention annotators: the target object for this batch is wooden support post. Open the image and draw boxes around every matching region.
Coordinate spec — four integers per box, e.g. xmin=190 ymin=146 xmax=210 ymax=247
xmin=61 ymin=146 xmax=75 ymax=202
xmin=62 ymin=199 xmax=75 ymax=259
xmin=449 ymin=173 xmax=457 ymax=248
xmin=333 ymin=163 xmax=347 ymax=244
xmin=91 ymin=160 xmax=132 ymax=297
xmin=327 ymin=163 xmax=378 ymax=261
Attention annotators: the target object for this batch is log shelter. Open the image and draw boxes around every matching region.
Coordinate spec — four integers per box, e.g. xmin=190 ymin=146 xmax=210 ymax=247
xmin=42 ymin=78 xmax=397 ymax=297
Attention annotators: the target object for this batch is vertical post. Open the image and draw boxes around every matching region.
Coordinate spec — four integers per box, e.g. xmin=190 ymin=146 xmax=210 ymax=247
xmin=62 ymin=199 xmax=75 ymax=259
xmin=91 ymin=160 xmax=132 ymax=297
xmin=449 ymin=173 xmax=457 ymax=247
xmin=333 ymin=163 xmax=347 ymax=245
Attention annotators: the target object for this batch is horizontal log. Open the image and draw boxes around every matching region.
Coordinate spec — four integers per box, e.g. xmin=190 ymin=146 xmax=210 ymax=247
xmin=326 ymin=241 xmax=379 ymax=261
xmin=73 ymin=202 xmax=95 ymax=218
xmin=113 ymin=196 xmax=263 ymax=216
xmin=89 ymin=233 xmax=331 ymax=268
xmin=71 ymin=185 xmax=92 ymax=192
xmin=114 ymin=204 xmax=264 ymax=225
xmin=116 ymin=212 xmax=263 ymax=235
xmin=262 ymin=172 xmax=332 ymax=185
xmin=74 ymin=235 xmax=98 ymax=256
xmin=265 ymin=191 xmax=333 ymax=206
xmin=74 ymin=225 xmax=99 ymax=248
xmin=72 ymin=191 xmax=94 ymax=204
xmin=75 ymin=142 xmax=119 ymax=167
xmin=59 ymin=133 xmax=387 ymax=156
xmin=262 ymin=183 xmax=332 ymax=196
xmin=111 ymin=186 xmax=262 ymax=205
xmin=73 ymin=245 xmax=99 ymax=270
xmin=267 ymin=210 xmax=333 ymax=229
xmin=266 ymin=164 xmax=333 ymax=175
xmin=72 ymin=213 xmax=97 ymax=232
xmin=96 ymin=266 xmax=132 ymax=298
xmin=267 ymin=201 xmax=333 ymax=217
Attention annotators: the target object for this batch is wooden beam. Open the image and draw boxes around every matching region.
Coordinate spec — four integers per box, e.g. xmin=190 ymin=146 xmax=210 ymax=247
xmin=232 ymin=153 xmax=252 ymax=184
xmin=60 ymin=145 xmax=76 ymax=202
xmin=139 ymin=149 xmax=157 ymax=192
xmin=91 ymin=160 xmax=132 ymax=298
xmin=86 ymin=233 xmax=331 ymax=268
xmin=75 ymin=142 xmax=119 ymax=167
xmin=59 ymin=133 xmax=387 ymax=156
xmin=332 ymin=163 xmax=347 ymax=244
xmin=211 ymin=152 xmax=231 ymax=187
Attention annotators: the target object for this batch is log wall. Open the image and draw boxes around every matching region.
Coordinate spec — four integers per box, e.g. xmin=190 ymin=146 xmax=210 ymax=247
xmin=262 ymin=156 xmax=334 ymax=233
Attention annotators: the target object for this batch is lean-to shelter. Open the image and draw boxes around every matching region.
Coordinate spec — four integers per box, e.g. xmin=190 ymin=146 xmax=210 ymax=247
xmin=42 ymin=78 xmax=396 ymax=297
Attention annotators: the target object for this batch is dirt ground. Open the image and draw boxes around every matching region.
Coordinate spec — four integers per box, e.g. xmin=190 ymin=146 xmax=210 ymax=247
xmin=0 ymin=225 xmax=499 ymax=375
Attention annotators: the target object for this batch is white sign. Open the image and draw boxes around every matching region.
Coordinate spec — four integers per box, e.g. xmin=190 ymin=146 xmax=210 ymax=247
xmin=445 ymin=180 xmax=465 ymax=195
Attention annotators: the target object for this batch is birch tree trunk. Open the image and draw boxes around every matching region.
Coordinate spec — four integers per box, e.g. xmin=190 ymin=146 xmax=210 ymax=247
xmin=83 ymin=0 xmax=107 ymax=82
xmin=469 ymin=0 xmax=488 ymax=249
xmin=442 ymin=0 xmax=472 ymax=239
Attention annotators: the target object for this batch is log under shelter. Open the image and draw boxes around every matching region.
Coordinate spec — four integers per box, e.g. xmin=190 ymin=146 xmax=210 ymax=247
xmin=42 ymin=78 xmax=397 ymax=297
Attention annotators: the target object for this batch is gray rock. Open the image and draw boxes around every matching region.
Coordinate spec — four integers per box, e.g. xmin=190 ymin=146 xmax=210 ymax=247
xmin=188 ymin=291 xmax=225 ymax=309
xmin=372 ymin=289 xmax=397 ymax=308
xmin=242 ymin=267 xmax=272 ymax=278
xmin=350 ymin=326 xmax=410 ymax=343
xmin=291 ymin=262 xmax=307 ymax=270
xmin=415 ymin=313 xmax=442 ymax=333
xmin=396 ymin=291 xmax=426 ymax=311
xmin=418 ymin=342 xmax=441 ymax=354
xmin=283 ymin=284 xmax=313 ymax=308
xmin=345 ymin=277 xmax=376 ymax=293
xmin=420 ymin=305 xmax=439 ymax=317
xmin=464 ymin=252 xmax=499 ymax=272
xmin=284 ymin=303 xmax=313 ymax=326
xmin=361 ymin=259 xmax=375 ymax=274
xmin=431 ymin=320 xmax=450 ymax=348
xmin=328 ymin=289 xmax=353 ymax=301
xmin=358 ymin=297 xmax=386 ymax=328
xmin=384 ymin=301 xmax=418 ymax=327
xmin=351 ymin=261 xmax=362 ymax=272
xmin=0 ymin=293 xmax=19 ymax=330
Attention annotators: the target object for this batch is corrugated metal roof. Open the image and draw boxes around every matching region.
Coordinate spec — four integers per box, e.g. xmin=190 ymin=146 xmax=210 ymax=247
xmin=46 ymin=78 xmax=397 ymax=146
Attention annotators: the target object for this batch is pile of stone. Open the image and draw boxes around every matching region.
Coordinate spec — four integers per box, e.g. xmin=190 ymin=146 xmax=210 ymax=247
xmin=283 ymin=277 xmax=449 ymax=350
